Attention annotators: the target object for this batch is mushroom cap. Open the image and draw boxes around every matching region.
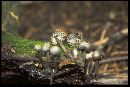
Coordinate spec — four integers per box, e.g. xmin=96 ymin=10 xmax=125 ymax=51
xmin=42 ymin=42 xmax=50 ymax=52
xmin=51 ymin=31 xmax=66 ymax=45
xmin=86 ymin=51 xmax=93 ymax=60
xmin=78 ymin=41 xmax=95 ymax=53
xmin=34 ymin=44 xmax=42 ymax=51
xmin=92 ymin=50 xmax=101 ymax=61
xmin=50 ymin=46 xmax=61 ymax=56
xmin=67 ymin=33 xmax=83 ymax=46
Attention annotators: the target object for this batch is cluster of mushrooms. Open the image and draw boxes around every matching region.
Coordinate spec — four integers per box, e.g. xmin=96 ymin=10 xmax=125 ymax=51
xmin=34 ymin=31 xmax=103 ymax=83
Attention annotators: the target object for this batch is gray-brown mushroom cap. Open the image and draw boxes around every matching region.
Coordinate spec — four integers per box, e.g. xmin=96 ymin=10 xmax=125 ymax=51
xmin=92 ymin=50 xmax=102 ymax=61
xmin=78 ymin=41 xmax=96 ymax=53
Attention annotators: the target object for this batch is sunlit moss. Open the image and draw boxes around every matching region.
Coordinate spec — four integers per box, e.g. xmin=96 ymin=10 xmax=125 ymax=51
xmin=2 ymin=31 xmax=44 ymax=57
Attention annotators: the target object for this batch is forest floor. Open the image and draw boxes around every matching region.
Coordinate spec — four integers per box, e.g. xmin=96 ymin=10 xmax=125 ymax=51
xmin=2 ymin=1 xmax=128 ymax=85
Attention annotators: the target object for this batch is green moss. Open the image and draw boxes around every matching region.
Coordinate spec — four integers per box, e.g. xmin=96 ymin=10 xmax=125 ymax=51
xmin=2 ymin=31 xmax=44 ymax=57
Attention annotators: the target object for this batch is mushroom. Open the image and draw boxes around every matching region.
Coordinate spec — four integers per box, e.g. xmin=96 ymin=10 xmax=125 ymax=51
xmin=34 ymin=44 xmax=42 ymax=59
xmin=34 ymin=44 xmax=42 ymax=52
xmin=34 ymin=44 xmax=45 ymax=68
xmin=77 ymin=41 xmax=95 ymax=72
xmin=67 ymin=33 xmax=83 ymax=47
xmin=50 ymin=46 xmax=61 ymax=84
xmin=78 ymin=41 xmax=95 ymax=53
xmin=85 ymin=51 xmax=93 ymax=75
xmin=50 ymin=46 xmax=61 ymax=71
xmin=51 ymin=31 xmax=66 ymax=45
xmin=92 ymin=50 xmax=102 ymax=61
xmin=67 ymin=33 xmax=83 ymax=59
xmin=50 ymin=69 xmax=55 ymax=85
xmin=51 ymin=31 xmax=72 ymax=60
xmin=42 ymin=43 xmax=51 ymax=62
xmin=42 ymin=42 xmax=51 ymax=52
xmin=50 ymin=46 xmax=61 ymax=56
xmin=90 ymin=50 xmax=102 ymax=78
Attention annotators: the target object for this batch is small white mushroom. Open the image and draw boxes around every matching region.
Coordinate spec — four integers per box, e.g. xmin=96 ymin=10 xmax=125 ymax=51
xmin=34 ymin=44 xmax=42 ymax=51
xmin=42 ymin=42 xmax=51 ymax=52
xmin=50 ymin=46 xmax=61 ymax=56
xmin=86 ymin=51 xmax=93 ymax=60
xmin=34 ymin=44 xmax=47 ymax=69
xmin=50 ymin=46 xmax=61 ymax=76
xmin=42 ymin=42 xmax=51 ymax=70
xmin=85 ymin=51 xmax=93 ymax=75
xmin=90 ymin=50 xmax=102 ymax=75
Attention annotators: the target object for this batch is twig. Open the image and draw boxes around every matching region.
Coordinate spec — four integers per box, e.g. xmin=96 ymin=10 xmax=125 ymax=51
xmin=94 ymin=22 xmax=111 ymax=46
xmin=94 ymin=28 xmax=128 ymax=47
xmin=99 ymin=56 xmax=128 ymax=64
xmin=94 ymin=37 xmax=109 ymax=46
xmin=111 ymin=51 xmax=128 ymax=56
xmin=100 ymin=28 xmax=107 ymax=40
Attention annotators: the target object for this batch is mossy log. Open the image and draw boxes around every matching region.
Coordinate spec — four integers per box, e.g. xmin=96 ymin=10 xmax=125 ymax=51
xmin=2 ymin=31 xmax=45 ymax=58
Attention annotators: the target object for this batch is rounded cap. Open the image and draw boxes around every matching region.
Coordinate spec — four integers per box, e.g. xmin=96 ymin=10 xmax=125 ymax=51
xmin=92 ymin=50 xmax=102 ymax=61
xmin=78 ymin=41 xmax=95 ymax=53
xmin=34 ymin=44 xmax=42 ymax=51
xmin=86 ymin=51 xmax=93 ymax=60
xmin=42 ymin=42 xmax=50 ymax=52
xmin=50 ymin=46 xmax=61 ymax=56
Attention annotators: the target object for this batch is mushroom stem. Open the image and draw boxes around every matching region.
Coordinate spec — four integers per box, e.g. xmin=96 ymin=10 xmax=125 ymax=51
xmin=91 ymin=50 xmax=102 ymax=77
xmin=50 ymin=69 xmax=54 ymax=85
xmin=93 ymin=60 xmax=99 ymax=78
xmin=36 ymin=51 xmax=45 ymax=68
xmin=36 ymin=51 xmax=50 ymax=76
xmin=54 ymin=56 xmax=58 ymax=72
xmin=47 ymin=52 xmax=50 ymax=67
xmin=86 ymin=60 xmax=91 ymax=75
xmin=46 ymin=51 xmax=51 ymax=75
xmin=89 ymin=61 xmax=96 ymax=74
xmin=82 ymin=51 xmax=86 ymax=72
xmin=50 ymin=45 xmax=61 ymax=73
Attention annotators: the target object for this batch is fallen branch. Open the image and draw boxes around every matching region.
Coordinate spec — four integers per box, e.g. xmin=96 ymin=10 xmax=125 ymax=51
xmin=99 ymin=56 xmax=128 ymax=64
xmin=110 ymin=51 xmax=128 ymax=56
